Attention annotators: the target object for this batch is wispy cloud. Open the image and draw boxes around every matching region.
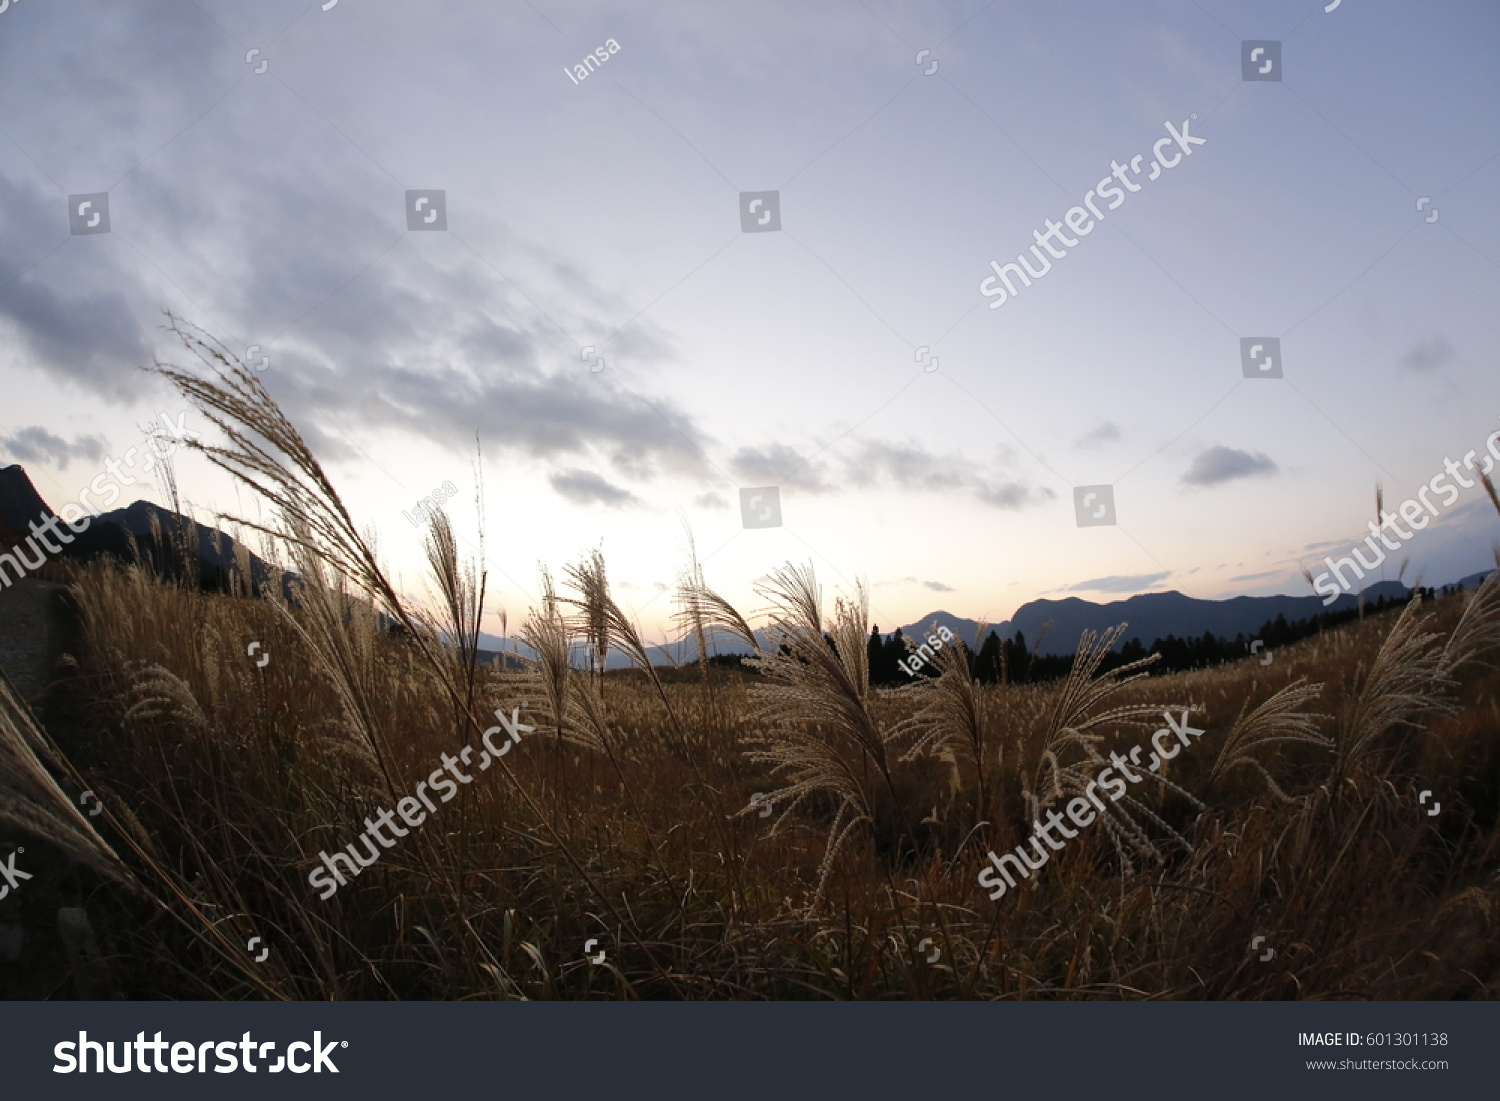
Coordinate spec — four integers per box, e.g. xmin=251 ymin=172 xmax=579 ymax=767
xmin=875 ymin=576 xmax=955 ymax=592
xmin=1074 ymin=422 xmax=1121 ymax=449
xmin=1229 ymin=569 xmax=1285 ymax=582
xmin=1399 ymin=333 xmax=1455 ymax=373
xmin=729 ymin=443 xmax=830 ymax=491
xmin=844 ymin=439 xmax=1050 ymax=509
xmin=0 ymin=426 xmax=107 ymax=471
xmin=548 ymin=468 xmax=640 ymax=507
xmin=1065 ymin=572 xmax=1171 ymax=593
xmin=1182 ymin=446 xmax=1278 ymax=487
xmin=727 ymin=437 xmax=1052 ymax=510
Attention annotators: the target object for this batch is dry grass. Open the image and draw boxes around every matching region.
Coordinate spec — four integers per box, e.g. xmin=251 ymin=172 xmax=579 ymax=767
xmin=5 ymin=323 xmax=1499 ymax=1000
xmin=26 ymin=553 xmax=1500 ymax=1000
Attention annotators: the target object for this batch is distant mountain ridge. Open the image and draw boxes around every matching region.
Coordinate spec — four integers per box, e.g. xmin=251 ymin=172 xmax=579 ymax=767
xmin=1 ymin=464 xmax=291 ymax=596
xmin=480 ymin=577 xmax=1488 ymax=669
xmin=0 ymin=464 xmax=55 ymax=539
xmin=891 ymin=577 xmax=1493 ymax=657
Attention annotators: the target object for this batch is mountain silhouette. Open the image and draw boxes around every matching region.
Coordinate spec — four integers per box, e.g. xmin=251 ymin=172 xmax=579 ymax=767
xmin=897 ymin=582 xmax=1435 ymax=656
xmin=0 ymin=464 xmax=55 ymax=540
xmin=0 ymin=464 xmax=291 ymax=597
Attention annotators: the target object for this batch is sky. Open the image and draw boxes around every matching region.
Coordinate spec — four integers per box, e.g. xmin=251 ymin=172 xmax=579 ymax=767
xmin=2 ymin=0 xmax=1498 ymax=646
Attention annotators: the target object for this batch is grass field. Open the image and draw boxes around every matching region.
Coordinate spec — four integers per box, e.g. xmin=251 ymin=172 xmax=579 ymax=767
xmin=4 ymin=326 xmax=1499 ymax=1000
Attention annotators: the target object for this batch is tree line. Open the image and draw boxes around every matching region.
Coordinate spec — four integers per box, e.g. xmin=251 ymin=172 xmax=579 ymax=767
xmin=862 ymin=589 xmax=1434 ymax=687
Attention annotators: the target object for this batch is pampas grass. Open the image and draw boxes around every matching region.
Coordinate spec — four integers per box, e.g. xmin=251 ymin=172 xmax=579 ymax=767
xmin=1017 ymin=625 xmax=1202 ymax=870
xmin=1206 ymin=680 xmax=1330 ymax=802
xmin=1334 ymin=593 xmax=1455 ymax=782
xmin=0 ymin=665 xmax=130 ymax=886
xmin=737 ymin=567 xmax=910 ymax=904
xmin=897 ymin=623 xmax=993 ymax=827
xmin=6 ymin=321 xmax=1497 ymax=1000
xmin=42 ymin=532 xmax=1500 ymax=999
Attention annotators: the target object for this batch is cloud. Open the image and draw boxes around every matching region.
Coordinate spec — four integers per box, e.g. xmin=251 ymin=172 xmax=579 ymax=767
xmin=0 ymin=0 xmax=234 ymax=402
xmin=548 ymin=468 xmax=640 ymax=507
xmin=1400 ymin=333 xmax=1455 ymax=373
xmin=1065 ymin=572 xmax=1171 ymax=593
xmin=0 ymin=179 xmax=153 ymax=400
xmin=726 ymin=437 xmax=1051 ymax=510
xmin=843 ymin=439 xmax=1054 ymax=510
xmin=1074 ymin=422 xmax=1121 ymax=449
xmin=0 ymin=29 xmax=1055 ymax=521
xmin=1182 ymin=445 xmax=1278 ymax=487
xmin=236 ymin=318 xmax=708 ymax=481
xmin=975 ymin=481 xmax=1042 ymax=509
xmin=0 ymin=26 xmax=703 ymax=478
xmin=728 ymin=443 xmax=830 ymax=491
xmin=0 ymin=426 xmax=107 ymax=471
xmin=1229 ymin=569 xmax=1284 ymax=582
xmin=874 ymin=576 xmax=954 ymax=592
